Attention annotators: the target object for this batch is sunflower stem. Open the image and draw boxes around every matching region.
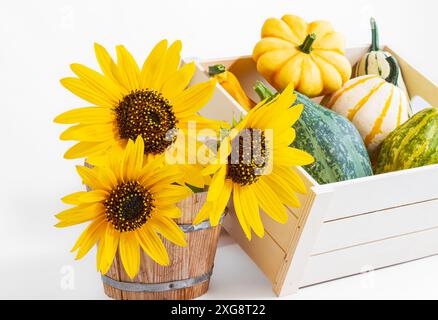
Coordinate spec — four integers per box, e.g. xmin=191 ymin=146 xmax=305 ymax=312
xmin=208 ymin=64 xmax=226 ymax=76
xmin=254 ymin=81 xmax=276 ymax=101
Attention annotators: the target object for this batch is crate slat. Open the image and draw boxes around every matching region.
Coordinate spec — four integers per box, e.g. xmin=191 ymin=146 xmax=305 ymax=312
xmin=313 ymin=198 xmax=438 ymax=254
xmin=300 ymin=227 xmax=438 ymax=288
xmin=320 ymin=164 xmax=438 ymax=221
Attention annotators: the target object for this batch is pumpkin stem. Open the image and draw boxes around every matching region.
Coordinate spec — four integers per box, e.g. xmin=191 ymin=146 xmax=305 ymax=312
xmin=370 ymin=17 xmax=380 ymax=51
xmin=208 ymin=64 xmax=226 ymax=76
xmin=254 ymin=81 xmax=276 ymax=101
xmin=299 ymin=33 xmax=317 ymax=54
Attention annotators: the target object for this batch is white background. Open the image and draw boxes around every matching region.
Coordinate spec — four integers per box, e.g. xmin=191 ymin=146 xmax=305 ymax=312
xmin=1 ymin=0 xmax=438 ymax=299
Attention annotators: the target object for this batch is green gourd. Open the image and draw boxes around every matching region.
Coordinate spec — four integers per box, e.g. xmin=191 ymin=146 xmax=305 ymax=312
xmin=254 ymin=81 xmax=373 ymax=185
xmin=376 ymin=107 xmax=438 ymax=173
xmin=354 ymin=18 xmax=410 ymax=101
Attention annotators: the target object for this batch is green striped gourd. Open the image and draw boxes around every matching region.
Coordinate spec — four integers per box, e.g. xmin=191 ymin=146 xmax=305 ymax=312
xmin=375 ymin=107 xmax=438 ymax=173
xmin=354 ymin=18 xmax=409 ymax=99
xmin=323 ymin=75 xmax=410 ymax=157
xmin=254 ymin=82 xmax=373 ymax=185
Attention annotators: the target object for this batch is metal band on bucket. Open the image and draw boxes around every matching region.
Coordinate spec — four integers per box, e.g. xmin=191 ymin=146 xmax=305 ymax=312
xmin=101 ymin=270 xmax=212 ymax=293
xmin=180 ymin=215 xmax=224 ymax=233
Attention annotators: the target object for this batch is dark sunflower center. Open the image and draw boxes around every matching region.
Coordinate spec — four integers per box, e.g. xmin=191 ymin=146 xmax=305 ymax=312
xmin=104 ymin=181 xmax=155 ymax=232
xmin=115 ymin=89 xmax=178 ymax=155
xmin=226 ymin=129 xmax=268 ymax=186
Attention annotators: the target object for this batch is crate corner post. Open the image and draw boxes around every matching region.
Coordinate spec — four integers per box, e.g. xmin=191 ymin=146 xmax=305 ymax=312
xmin=273 ymin=185 xmax=334 ymax=296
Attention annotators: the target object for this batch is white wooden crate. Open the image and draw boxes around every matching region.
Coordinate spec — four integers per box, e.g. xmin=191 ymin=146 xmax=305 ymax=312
xmin=184 ymin=47 xmax=438 ymax=297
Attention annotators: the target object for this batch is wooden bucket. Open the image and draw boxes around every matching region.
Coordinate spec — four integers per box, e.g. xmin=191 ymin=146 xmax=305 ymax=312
xmin=101 ymin=192 xmax=222 ymax=300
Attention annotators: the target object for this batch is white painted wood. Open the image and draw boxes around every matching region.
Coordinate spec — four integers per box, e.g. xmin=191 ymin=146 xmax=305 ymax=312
xmin=300 ymin=227 xmax=438 ymax=288
xmin=276 ymin=185 xmax=333 ymax=296
xmin=318 ymin=164 xmax=438 ymax=221
xmin=312 ymin=198 xmax=438 ymax=254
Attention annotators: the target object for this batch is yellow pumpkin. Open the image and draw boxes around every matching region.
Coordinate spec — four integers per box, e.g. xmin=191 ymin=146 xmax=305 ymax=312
xmin=323 ymin=75 xmax=410 ymax=156
xmin=253 ymin=15 xmax=352 ymax=98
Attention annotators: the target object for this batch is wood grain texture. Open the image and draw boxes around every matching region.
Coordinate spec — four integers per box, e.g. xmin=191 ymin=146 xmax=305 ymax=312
xmin=103 ymin=192 xmax=222 ymax=300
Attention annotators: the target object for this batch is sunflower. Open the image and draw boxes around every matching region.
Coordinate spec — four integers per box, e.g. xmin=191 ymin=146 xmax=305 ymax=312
xmin=55 ymin=136 xmax=191 ymax=278
xmin=55 ymin=40 xmax=225 ymax=188
xmin=193 ymin=83 xmax=314 ymax=240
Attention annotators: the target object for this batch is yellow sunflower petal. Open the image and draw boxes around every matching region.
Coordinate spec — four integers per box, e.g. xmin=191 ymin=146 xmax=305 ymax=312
xmin=72 ymin=216 xmax=106 ymax=259
xmin=263 ymin=172 xmax=301 ymax=208
xmin=78 ymin=190 xmax=108 ymax=203
xmin=96 ymin=238 xmax=105 ymax=272
xmin=269 ymin=82 xmax=296 ymax=112
xmin=142 ymin=166 xmax=184 ymax=191
xmin=60 ymin=123 xmax=115 ymax=142
xmin=233 ymin=184 xmax=252 ymax=240
xmin=54 ymin=107 xmax=114 ymax=124
xmin=98 ymin=167 xmax=119 ymax=190
xmin=86 ymin=152 xmax=112 ymax=168
xmin=273 ymin=127 xmax=296 ymax=150
xmin=55 ymin=203 xmax=104 ymax=227
xmin=217 ymin=137 xmax=232 ymax=162
xmin=250 ymin=83 xmax=297 ymax=129
xmin=252 ymin=179 xmax=288 ymax=224
xmin=202 ymin=163 xmax=222 ymax=176
xmin=94 ymin=43 xmax=125 ymax=87
xmin=151 ymin=40 xmax=182 ymax=91
xmin=274 ymin=147 xmax=315 ymax=167
xmin=140 ymin=39 xmax=168 ymax=89
xmin=105 ymin=143 xmax=125 ymax=180
xmin=60 ymin=78 xmax=116 ymax=109
xmin=116 ymin=45 xmax=140 ymax=90
xmin=267 ymin=104 xmax=304 ymax=130
xmin=100 ymin=224 xmax=120 ymax=275
xmin=272 ymin=166 xmax=307 ymax=194
xmin=136 ymin=156 xmax=166 ymax=185
xmin=122 ymin=137 xmax=144 ymax=181
xmin=158 ymin=205 xmax=182 ymax=219
xmin=136 ymin=225 xmax=170 ymax=266
xmin=64 ymin=140 xmax=113 ymax=160
xmin=61 ymin=191 xmax=87 ymax=205
xmin=239 ymin=185 xmax=264 ymax=238
xmin=178 ymin=114 xmax=230 ymax=133
xmin=172 ymin=79 xmax=216 ymax=118
xmin=161 ymin=62 xmax=195 ymax=99
xmin=206 ymin=166 xmax=226 ymax=202
xmin=70 ymin=63 xmax=124 ymax=103
xmin=76 ymin=165 xmax=106 ymax=191
xmin=119 ymin=139 xmax=134 ymax=182
xmin=193 ymin=201 xmax=214 ymax=225
xmin=150 ymin=215 xmax=186 ymax=247
xmin=211 ymin=179 xmax=232 ymax=226
xmin=184 ymin=166 xmax=206 ymax=190
xmin=119 ymin=232 xmax=140 ymax=279
xmin=154 ymin=185 xmax=191 ymax=206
